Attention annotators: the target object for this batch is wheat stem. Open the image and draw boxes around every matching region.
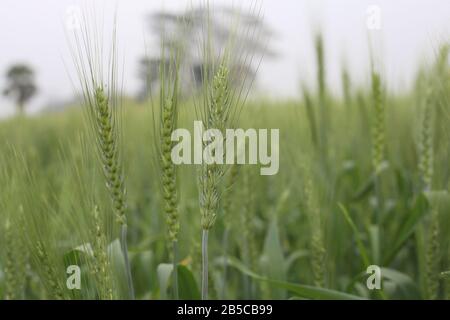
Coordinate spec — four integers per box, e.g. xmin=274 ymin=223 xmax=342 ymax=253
xmin=304 ymin=177 xmax=325 ymax=287
xmin=371 ymin=70 xmax=385 ymax=230
xmin=36 ymin=241 xmax=64 ymax=300
xmin=120 ymin=224 xmax=135 ymax=299
xmin=201 ymin=229 xmax=209 ymax=300
xmin=92 ymin=205 xmax=114 ymax=300
xmin=172 ymin=241 xmax=179 ymax=300
xmin=220 ymin=228 xmax=230 ymax=299
xmin=160 ymin=96 xmax=180 ymax=298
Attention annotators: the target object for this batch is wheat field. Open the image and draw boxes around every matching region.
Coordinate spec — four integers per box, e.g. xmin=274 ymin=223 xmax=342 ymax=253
xmin=0 ymin=7 xmax=449 ymax=301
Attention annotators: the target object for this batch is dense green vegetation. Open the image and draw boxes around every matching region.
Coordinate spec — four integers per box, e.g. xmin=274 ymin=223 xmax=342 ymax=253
xmin=0 ymin=33 xmax=449 ymax=300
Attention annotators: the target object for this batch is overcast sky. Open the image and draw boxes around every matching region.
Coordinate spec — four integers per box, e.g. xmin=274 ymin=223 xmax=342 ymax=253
xmin=0 ymin=0 xmax=449 ymax=116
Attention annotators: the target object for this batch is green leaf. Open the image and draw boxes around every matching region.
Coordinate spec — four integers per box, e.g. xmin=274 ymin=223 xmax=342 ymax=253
xmin=285 ymin=250 xmax=309 ymax=273
xmin=424 ymin=190 xmax=450 ymax=211
xmin=221 ymin=256 xmax=366 ymax=300
xmin=130 ymin=249 xmax=154 ymax=297
xmin=63 ymin=243 xmax=93 ymax=268
xmin=351 ymin=177 xmax=375 ymax=202
xmin=156 ymin=263 xmax=173 ymax=300
xmin=266 ymin=277 xmax=366 ymax=300
xmin=381 ymin=268 xmax=421 ymax=299
xmin=338 ymin=203 xmax=370 ymax=268
xmin=177 ymin=265 xmax=200 ymax=300
xmin=351 ymin=162 xmax=389 ymax=202
xmin=62 ymin=244 xmax=94 ymax=299
xmin=108 ymin=239 xmax=129 ymax=299
xmin=260 ymin=217 xmax=286 ymax=298
xmin=369 ymin=225 xmax=380 ymax=265
xmin=415 ymin=223 xmax=427 ymax=294
xmin=383 ymin=193 xmax=428 ymax=265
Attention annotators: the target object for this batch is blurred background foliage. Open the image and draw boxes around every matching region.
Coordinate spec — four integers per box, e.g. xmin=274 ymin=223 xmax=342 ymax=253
xmin=0 ymin=4 xmax=449 ymax=300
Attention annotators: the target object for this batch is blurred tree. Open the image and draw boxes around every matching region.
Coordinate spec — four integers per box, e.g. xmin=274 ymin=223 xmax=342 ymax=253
xmin=138 ymin=6 xmax=276 ymax=100
xmin=137 ymin=57 xmax=170 ymax=101
xmin=3 ymin=64 xmax=37 ymax=114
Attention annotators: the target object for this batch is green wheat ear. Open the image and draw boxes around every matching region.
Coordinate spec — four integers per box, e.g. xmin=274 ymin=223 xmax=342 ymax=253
xmin=197 ymin=62 xmax=235 ymax=300
xmin=222 ymin=164 xmax=239 ymax=228
xmin=417 ymin=83 xmax=441 ymax=300
xmin=93 ymin=87 xmax=127 ymax=226
xmin=151 ymin=25 xmax=185 ymax=297
xmin=35 ymin=241 xmax=65 ymax=300
xmin=371 ymin=71 xmax=385 ymax=173
xmin=161 ymin=96 xmax=180 ymax=243
xmin=209 ymin=64 xmax=230 ymax=131
xmin=4 ymin=218 xmax=23 ymax=300
xmin=314 ymin=31 xmax=330 ymax=167
xmin=199 ymin=63 xmax=230 ymax=230
xmin=418 ymin=87 xmax=434 ymax=191
xmin=93 ymin=86 xmax=134 ymax=299
xmin=69 ymin=12 xmax=134 ymax=299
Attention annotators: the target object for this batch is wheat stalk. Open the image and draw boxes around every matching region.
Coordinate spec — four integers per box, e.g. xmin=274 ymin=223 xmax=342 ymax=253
xmin=35 ymin=241 xmax=65 ymax=299
xmin=160 ymin=95 xmax=181 ymax=299
xmin=370 ymin=68 xmax=386 ymax=233
xmin=3 ymin=218 xmax=27 ymax=300
xmin=149 ymin=26 xmax=186 ymax=297
xmin=219 ymin=164 xmax=239 ymax=298
xmin=194 ymin=2 xmax=263 ymax=298
xmin=418 ymin=84 xmax=440 ymax=300
xmin=92 ymin=205 xmax=114 ymax=300
xmin=68 ymin=12 xmax=134 ymax=299
xmin=425 ymin=208 xmax=440 ymax=299
xmin=240 ymin=167 xmax=258 ymax=298
xmin=304 ymin=177 xmax=326 ymax=287
xmin=198 ymin=63 xmax=231 ymax=300
xmin=418 ymin=88 xmax=434 ymax=191
xmin=371 ymin=71 xmax=385 ymax=173
xmin=314 ymin=32 xmax=330 ymax=169
xmin=199 ymin=63 xmax=231 ymax=232
xmin=302 ymin=85 xmax=319 ymax=149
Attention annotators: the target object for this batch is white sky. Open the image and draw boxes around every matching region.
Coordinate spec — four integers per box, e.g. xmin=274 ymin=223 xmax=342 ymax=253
xmin=0 ymin=0 xmax=449 ymax=116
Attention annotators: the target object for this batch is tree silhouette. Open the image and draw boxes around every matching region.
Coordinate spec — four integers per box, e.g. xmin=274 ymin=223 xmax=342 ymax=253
xmin=3 ymin=64 xmax=37 ymax=114
xmin=138 ymin=5 xmax=276 ymax=99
